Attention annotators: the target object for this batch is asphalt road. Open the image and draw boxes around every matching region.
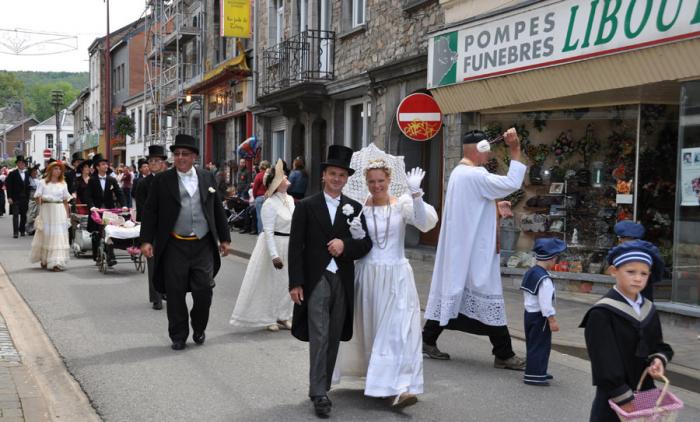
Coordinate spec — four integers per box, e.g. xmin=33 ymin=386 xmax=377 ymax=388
xmin=1 ymin=217 xmax=699 ymax=421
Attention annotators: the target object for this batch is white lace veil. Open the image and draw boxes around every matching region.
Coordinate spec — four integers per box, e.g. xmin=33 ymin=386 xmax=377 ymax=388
xmin=342 ymin=143 xmax=408 ymax=203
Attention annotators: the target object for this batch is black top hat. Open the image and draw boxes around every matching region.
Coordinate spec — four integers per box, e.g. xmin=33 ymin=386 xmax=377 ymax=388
xmin=92 ymin=154 xmax=108 ymax=167
xmin=15 ymin=155 xmax=27 ymax=164
xmin=169 ymin=134 xmax=199 ymax=154
xmin=321 ymin=145 xmax=355 ymax=176
xmin=137 ymin=158 xmax=148 ymax=168
xmin=71 ymin=152 xmax=83 ymax=164
xmin=147 ymin=144 xmax=168 ymax=159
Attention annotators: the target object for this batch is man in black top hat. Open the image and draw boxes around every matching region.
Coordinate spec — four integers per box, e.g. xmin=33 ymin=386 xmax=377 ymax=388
xmin=5 ymin=156 xmax=31 ymax=238
xmin=65 ymin=152 xmax=83 ymax=194
xmin=86 ymin=154 xmax=126 ymax=265
xmin=140 ymin=134 xmax=231 ymax=350
xmin=134 ymin=144 xmax=168 ymax=310
xmin=288 ymin=144 xmax=372 ymax=418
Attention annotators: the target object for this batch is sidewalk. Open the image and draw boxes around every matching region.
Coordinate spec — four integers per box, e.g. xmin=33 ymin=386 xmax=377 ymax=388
xmin=228 ymin=230 xmax=700 ymax=391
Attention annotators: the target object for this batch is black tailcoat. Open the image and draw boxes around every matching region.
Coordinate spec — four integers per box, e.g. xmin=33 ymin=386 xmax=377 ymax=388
xmin=5 ymin=169 xmax=31 ymax=205
xmin=133 ymin=173 xmax=153 ymax=222
xmin=85 ymin=175 xmax=126 ymax=232
xmin=288 ymin=192 xmax=372 ymax=342
xmin=139 ymin=167 xmax=231 ymax=294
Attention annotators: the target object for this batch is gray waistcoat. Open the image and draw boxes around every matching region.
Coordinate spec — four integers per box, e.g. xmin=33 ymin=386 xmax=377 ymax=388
xmin=173 ymin=175 xmax=209 ymax=239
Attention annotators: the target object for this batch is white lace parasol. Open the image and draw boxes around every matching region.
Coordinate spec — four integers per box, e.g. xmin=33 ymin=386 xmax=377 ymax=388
xmin=343 ymin=143 xmax=408 ymax=203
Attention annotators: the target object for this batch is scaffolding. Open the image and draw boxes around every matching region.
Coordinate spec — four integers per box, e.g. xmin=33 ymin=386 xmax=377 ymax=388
xmin=144 ymin=0 xmax=204 ymax=147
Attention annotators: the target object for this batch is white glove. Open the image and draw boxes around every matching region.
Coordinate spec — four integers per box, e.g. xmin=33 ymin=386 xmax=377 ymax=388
xmin=406 ymin=167 xmax=425 ymax=195
xmin=348 ymin=217 xmax=366 ymax=240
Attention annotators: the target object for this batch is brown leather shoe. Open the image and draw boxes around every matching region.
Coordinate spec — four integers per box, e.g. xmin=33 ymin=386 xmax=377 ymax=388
xmin=392 ymin=393 xmax=418 ymax=408
xmin=422 ymin=343 xmax=450 ymax=360
xmin=494 ymin=355 xmax=526 ymax=371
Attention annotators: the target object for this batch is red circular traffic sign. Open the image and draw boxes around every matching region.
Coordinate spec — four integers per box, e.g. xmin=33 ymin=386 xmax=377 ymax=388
xmin=396 ymin=93 xmax=443 ymax=141
xmin=43 ymin=148 xmax=52 ymax=158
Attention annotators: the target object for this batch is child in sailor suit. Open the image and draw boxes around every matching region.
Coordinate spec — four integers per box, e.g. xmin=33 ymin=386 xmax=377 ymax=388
xmin=520 ymin=238 xmax=566 ymax=386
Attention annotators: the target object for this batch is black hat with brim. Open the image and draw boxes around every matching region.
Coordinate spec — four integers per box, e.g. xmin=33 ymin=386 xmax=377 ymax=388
xmin=76 ymin=160 xmax=92 ymax=173
xmin=169 ymin=134 xmax=199 ymax=154
xmin=320 ymin=145 xmax=355 ymax=176
xmin=462 ymin=130 xmax=488 ymax=144
xmin=92 ymin=154 xmax=108 ymax=168
xmin=71 ymin=152 xmax=82 ymax=164
xmin=15 ymin=155 xmax=27 ymax=164
xmin=147 ymin=144 xmax=168 ymax=159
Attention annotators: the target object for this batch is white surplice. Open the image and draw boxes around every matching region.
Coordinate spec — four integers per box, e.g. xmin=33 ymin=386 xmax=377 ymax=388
xmin=424 ymin=160 xmax=526 ymax=327
xmin=229 ymin=193 xmax=295 ymax=328
xmin=333 ymin=194 xmax=438 ymax=397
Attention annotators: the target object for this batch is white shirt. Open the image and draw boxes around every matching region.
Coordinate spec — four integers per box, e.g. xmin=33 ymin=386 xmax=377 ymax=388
xmin=324 ymin=192 xmax=340 ymax=273
xmin=614 ymin=286 xmax=643 ymax=316
xmin=523 ymin=277 xmax=556 ymax=317
xmin=177 ymin=168 xmax=198 ymax=197
xmin=19 ymin=169 xmax=26 ymax=182
xmin=98 ymin=175 xmax=107 ymax=191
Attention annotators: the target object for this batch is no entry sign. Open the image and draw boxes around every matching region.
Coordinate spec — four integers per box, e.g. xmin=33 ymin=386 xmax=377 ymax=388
xmin=396 ymin=93 xmax=443 ymax=141
xmin=43 ymin=148 xmax=52 ymax=158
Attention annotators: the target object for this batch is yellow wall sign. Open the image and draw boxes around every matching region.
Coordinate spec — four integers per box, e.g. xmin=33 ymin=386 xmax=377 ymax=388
xmin=221 ymin=0 xmax=250 ymax=38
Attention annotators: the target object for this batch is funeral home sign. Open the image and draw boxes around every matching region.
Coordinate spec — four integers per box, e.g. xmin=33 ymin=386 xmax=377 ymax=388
xmin=428 ymin=0 xmax=700 ymax=88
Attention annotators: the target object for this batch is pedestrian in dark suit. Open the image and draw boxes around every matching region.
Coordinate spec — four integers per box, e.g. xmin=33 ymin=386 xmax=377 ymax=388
xmin=85 ymin=154 xmax=126 ymax=264
xmin=288 ymin=145 xmax=372 ymax=418
xmin=6 ymin=156 xmax=31 ymax=238
xmin=140 ymin=135 xmax=231 ymax=350
xmin=135 ymin=145 xmax=168 ymax=310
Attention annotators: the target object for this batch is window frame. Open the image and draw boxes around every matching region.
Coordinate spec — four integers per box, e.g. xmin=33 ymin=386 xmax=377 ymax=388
xmin=344 ymin=97 xmax=372 ymax=149
xmin=351 ymin=0 xmax=366 ymax=28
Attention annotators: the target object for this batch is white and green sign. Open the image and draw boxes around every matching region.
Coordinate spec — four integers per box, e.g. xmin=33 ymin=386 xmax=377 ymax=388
xmin=428 ymin=0 xmax=700 ymax=88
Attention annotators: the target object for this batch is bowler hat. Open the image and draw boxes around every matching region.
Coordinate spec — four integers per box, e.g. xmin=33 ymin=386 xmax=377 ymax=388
xmin=321 ymin=145 xmax=355 ymax=176
xmin=147 ymin=144 xmax=168 ymax=159
xmin=169 ymin=134 xmax=199 ymax=154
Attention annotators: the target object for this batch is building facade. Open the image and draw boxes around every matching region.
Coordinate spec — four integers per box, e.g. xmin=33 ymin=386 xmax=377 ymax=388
xmin=28 ymin=110 xmax=74 ymax=163
xmin=427 ymin=0 xmax=700 ymax=310
xmin=0 ymin=117 xmax=38 ymax=161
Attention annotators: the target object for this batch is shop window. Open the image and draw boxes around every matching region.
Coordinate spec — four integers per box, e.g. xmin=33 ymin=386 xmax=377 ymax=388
xmin=344 ymin=98 xmax=372 ymax=151
xmin=674 ymin=81 xmax=700 ymax=306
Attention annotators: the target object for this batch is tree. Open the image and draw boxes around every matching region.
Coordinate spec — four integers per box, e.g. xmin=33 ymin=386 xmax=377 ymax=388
xmin=115 ymin=114 xmax=135 ymax=137
xmin=0 ymin=71 xmax=25 ymax=108
xmin=26 ymin=81 xmax=78 ymax=122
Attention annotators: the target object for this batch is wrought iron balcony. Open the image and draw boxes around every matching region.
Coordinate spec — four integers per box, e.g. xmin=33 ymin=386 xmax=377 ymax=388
xmin=260 ymin=30 xmax=335 ymax=96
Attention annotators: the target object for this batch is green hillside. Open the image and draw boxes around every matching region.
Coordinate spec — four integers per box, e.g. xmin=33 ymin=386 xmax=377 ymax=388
xmin=0 ymin=71 xmax=88 ymax=122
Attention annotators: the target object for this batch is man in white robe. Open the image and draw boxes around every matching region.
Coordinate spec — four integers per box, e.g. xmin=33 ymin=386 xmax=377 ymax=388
xmin=422 ymin=128 xmax=527 ymax=370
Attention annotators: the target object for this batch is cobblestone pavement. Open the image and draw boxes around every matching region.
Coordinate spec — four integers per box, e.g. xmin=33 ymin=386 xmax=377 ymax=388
xmin=0 ymin=315 xmax=23 ymax=421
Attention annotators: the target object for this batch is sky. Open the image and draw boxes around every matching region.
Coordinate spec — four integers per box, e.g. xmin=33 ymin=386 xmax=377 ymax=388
xmin=0 ymin=0 xmax=146 ymax=73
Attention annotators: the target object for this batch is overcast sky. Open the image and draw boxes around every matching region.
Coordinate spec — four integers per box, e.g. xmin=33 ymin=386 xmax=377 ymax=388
xmin=0 ymin=0 xmax=146 ymax=73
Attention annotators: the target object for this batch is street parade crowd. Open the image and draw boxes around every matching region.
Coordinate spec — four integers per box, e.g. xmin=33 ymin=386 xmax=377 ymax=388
xmin=0 ymin=128 xmax=676 ymax=421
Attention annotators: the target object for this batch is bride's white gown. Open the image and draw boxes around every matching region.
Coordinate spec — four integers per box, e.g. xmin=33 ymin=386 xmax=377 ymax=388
xmin=333 ymin=194 xmax=438 ymax=397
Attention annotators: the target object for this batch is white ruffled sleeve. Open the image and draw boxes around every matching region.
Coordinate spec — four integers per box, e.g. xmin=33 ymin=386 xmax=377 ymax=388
xmin=261 ymin=200 xmax=280 ymax=259
xmin=33 ymin=180 xmax=44 ymax=199
xmin=399 ymin=193 xmax=438 ymax=233
xmin=62 ymin=183 xmax=71 ymax=201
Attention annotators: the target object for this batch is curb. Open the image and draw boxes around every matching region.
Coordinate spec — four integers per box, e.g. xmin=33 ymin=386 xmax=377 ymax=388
xmin=0 ymin=264 xmax=101 ymax=421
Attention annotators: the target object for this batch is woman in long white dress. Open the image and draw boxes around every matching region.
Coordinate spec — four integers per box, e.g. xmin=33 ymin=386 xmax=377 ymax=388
xmin=30 ymin=161 xmax=72 ymax=271
xmin=230 ymin=159 xmax=295 ymax=331
xmin=334 ymin=159 xmax=438 ymax=408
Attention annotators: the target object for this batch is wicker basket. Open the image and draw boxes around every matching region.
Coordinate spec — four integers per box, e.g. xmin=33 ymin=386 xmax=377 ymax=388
xmin=609 ymin=369 xmax=684 ymax=422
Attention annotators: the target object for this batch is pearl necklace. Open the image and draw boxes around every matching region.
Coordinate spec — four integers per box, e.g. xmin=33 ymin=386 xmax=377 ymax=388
xmin=371 ymin=202 xmax=391 ymax=249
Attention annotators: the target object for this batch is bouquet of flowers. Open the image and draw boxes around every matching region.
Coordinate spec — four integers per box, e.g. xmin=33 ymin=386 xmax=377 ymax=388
xmin=551 ymin=130 xmax=577 ymax=162
xmin=577 ymin=124 xmax=600 ymax=166
xmin=526 ymin=144 xmax=549 ymax=164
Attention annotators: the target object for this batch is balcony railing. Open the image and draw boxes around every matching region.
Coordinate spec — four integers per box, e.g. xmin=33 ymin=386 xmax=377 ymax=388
xmin=260 ymin=29 xmax=335 ymax=96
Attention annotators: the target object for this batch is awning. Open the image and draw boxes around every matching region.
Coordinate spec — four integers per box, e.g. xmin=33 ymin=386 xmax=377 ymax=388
xmin=430 ymin=38 xmax=700 ymax=114
xmin=188 ymin=51 xmax=250 ymax=94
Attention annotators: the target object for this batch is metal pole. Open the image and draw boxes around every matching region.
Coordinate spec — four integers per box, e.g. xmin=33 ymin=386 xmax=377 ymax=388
xmin=55 ymin=108 xmax=61 ymax=158
xmin=105 ymin=0 xmax=112 ymax=162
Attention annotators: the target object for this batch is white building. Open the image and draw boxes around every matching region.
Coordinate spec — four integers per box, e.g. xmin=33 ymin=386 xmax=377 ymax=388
xmin=124 ymin=92 xmax=151 ymax=167
xmin=28 ymin=110 xmax=74 ymax=162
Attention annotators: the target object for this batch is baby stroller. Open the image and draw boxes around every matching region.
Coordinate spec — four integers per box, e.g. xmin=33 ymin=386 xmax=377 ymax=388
xmin=91 ymin=208 xmax=145 ymax=274
xmin=225 ymin=197 xmax=250 ymax=231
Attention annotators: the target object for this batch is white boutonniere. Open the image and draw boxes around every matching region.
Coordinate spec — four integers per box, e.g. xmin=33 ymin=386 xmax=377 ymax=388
xmin=208 ymin=187 xmax=216 ymax=194
xmin=342 ymin=203 xmax=354 ymax=217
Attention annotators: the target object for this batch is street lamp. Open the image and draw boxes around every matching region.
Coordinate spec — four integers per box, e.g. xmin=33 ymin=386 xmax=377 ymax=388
xmin=50 ymin=90 xmax=65 ymax=159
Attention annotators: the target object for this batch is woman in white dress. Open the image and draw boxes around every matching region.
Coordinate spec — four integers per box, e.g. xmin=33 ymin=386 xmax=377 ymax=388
xmin=334 ymin=158 xmax=438 ymax=408
xmin=230 ymin=159 xmax=295 ymax=331
xmin=30 ymin=161 xmax=72 ymax=271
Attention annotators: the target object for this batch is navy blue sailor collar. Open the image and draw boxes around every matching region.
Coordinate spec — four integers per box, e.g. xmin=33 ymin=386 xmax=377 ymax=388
xmin=520 ymin=265 xmax=551 ymax=295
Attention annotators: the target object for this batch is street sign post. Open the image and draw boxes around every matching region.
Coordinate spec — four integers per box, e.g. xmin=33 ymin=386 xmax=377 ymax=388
xmin=396 ymin=93 xmax=443 ymax=141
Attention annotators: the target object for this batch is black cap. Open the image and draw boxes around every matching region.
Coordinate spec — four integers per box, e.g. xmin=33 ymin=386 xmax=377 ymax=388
xmin=147 ymin=144 xmax=168 ymax=159
xmin=320 ymin=145 xmax=355 ymax=176
xmin=462 ymin=130 xmax=488 ymax=144
xmin=169 ymin=134 xmax=198 ymax=154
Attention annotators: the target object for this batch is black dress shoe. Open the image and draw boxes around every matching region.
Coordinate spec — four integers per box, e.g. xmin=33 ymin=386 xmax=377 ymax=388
xmin=171 ymin=341 xmax=186 ymax=351
xmin=20 ymin=232 xmax=25 ymax=237
xmin=193 ymin=332 xmax=205 ymax=345
xmin=152 ymin=302 xmax=163 ymax=310
xmin=311 ymin=396 xmax=331 ymax=418
xmin=13 ymin=234 xmax=18 ymax=239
